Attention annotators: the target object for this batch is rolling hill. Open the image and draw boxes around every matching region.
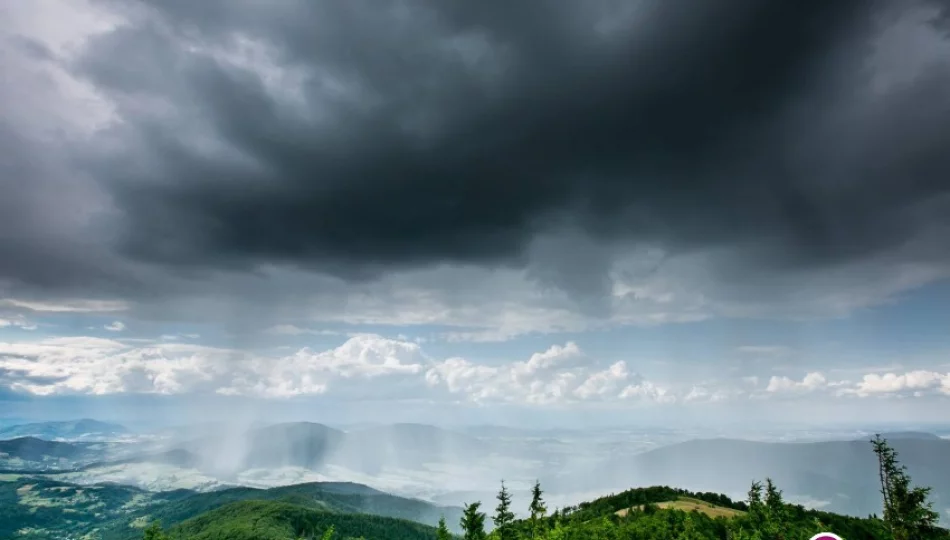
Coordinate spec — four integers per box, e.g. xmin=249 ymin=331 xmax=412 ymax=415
xmin=614 ymin=496 xmax=747 ymax=519
xmin=0 ymin=437 xmax=112 ymax=471
xmin=529 ymin=484 xmax=907 ymax=539
xmin=0 ymin=475 xmax=463 ymax=539
xmin=162 ymin=500 xmax=443 ymax=540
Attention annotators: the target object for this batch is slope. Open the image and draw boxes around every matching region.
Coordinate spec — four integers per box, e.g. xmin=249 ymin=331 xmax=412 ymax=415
xmin=0 ymin=476 xmax=193 ymax=539
xmin=164 ymin=500 xmax=441 ymax=540
xmin=0 ymin=475 xmax=463 ymax=539
xmin=113 ymin=481 xmax=463 ymax=538
xmin=505 ymin=484 xmax=908 ymax=540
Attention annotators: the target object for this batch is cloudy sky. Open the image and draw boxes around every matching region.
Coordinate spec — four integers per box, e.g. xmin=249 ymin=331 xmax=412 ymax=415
xmin=1 ymin=0 xmax=949 ymax=428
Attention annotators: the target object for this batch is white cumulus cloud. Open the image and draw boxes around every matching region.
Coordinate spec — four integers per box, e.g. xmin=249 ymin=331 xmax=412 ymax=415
xmin=9 ymin=332 xmax=933 ymax=406
xmin=766 ymin=372 xmax=829 ymax=393
xmin=425 ymin=342 xmax=674 ymax=405
xmin=0 ymin=334 xmax=429 ymax=399
xmin=848 ymin=370 xmax=950 ymax=397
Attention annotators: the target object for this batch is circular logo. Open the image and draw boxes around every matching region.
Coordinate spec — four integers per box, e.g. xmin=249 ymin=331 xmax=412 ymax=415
xmin=809 ymin=534 xmax=843 ymax=540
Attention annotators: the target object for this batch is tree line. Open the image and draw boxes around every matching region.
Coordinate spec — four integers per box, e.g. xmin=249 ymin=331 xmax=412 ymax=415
xmin=452 ymin=435 xmax=946 ymax=540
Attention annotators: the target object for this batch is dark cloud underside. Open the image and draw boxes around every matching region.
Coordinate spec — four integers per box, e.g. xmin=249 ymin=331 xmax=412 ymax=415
xmin=3 ymin=0 xmax=950 ymax=297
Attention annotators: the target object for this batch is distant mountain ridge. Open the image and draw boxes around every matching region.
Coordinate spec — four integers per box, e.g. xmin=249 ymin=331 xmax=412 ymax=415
xmin=0 ymin=418 xmax=128 ymax=440
xmin=0 ymin=436 xmax=108 ymax=470
xmin=868 ymin=430 xmax=942 ymax=440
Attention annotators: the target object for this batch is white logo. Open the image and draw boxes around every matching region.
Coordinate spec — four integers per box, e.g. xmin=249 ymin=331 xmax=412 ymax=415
xmin=809 ymin=534 xmax=843 ymax=540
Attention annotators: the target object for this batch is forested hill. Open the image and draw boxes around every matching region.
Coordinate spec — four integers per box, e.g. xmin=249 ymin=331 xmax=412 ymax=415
xmin=509 ymin=483 xmax=899 ymax=539
xmin=140 ymin=479 xmax=948 ymax=540
xmin=153 ymin=500 xmax=444 ymax=540
xmin=0 ymin=478 xmax=461 ymax=539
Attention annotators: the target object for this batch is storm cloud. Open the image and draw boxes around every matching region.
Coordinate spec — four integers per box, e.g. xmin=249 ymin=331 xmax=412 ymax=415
xmin=2 ymin=0 xmax=950 ymax=321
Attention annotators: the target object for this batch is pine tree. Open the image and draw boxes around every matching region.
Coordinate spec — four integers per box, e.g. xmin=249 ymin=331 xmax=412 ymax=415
xmin=736 ymin=481 xmax=768 ymax=540
xmin=871 ymin=434 xmax=940 ymax=540
xmin=460 ymin=501 xmax=487 ymax=540
xmin=320 ymin=525 xmax=335 ymax=540
xmin=746 ymin=481 xmax=764 ymax=522
xmin=493 ymin=480 xmax=516 ymax=540
xmin=763 ymin=477 xmax=788 ymax=539
xmin=528 ymin=479 xmax=547 ymax=539
xmin=436 ymin=515 xmax=452 ymax=540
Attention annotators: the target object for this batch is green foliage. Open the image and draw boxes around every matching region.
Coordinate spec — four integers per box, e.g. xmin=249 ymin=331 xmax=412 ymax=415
xmin=493 ymin=481 xmax=516 ymax=540
xmin=527 ymin=480 xmax=547 ymax=539
xmin=154 ymin=500 xmax=442 ymax=540
xmin=143 ymin=521 xmax=170 ymax=540
xmin=735 ymin=477 xmax=790 ymax=539
xmin=460 ymin=501 xmax=487 ymax=540
xmin=436 ymin=516 xmax=452 ymax=540
xmin=872 ymin=434 xmax=942 ymax=540
xmin=0 ymin=476 xmax=194 ymax=539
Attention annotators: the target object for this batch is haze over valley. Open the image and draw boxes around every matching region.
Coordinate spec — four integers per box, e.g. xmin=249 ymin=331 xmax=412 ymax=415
xmin=3 ymin=418 xmax=950 ymax=527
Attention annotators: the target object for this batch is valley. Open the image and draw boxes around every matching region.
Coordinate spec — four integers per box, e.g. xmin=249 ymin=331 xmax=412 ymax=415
xmin=2 ymin=419 xmax=950 ymax=538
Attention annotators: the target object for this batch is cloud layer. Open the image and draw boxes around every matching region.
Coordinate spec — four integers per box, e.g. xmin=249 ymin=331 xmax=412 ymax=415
xmin=1 ymin=334 xmax=944 ymax=405
xmin=0 ymin=0 xmax=948 ymax=332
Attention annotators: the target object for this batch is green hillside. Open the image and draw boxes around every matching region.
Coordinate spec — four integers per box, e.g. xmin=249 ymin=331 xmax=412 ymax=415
xmin=108 ymin=482 xmax=463 ymax=538
xmin=0 ymin=478 xmax=461 ymax=539
xmin=511 ymin=483 xmax=897 ymax=539
xmin=158 ymin=500 xmax=441 ymax=540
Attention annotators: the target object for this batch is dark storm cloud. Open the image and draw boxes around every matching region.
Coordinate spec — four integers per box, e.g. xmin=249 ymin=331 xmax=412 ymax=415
xmin=5 ymin=0 xmax=950 ymax=299
xmin=0 ymin=125 xmax=125 ymax=294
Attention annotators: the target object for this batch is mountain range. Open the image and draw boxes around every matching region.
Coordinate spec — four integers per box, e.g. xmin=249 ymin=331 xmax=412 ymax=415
xmin=0 ymin=419 xmax=129 ymax=441
xmin=0 ymin=437 xmax=121 ymax=471
xmin=1 ymin=420 xmax=948 ymax=526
